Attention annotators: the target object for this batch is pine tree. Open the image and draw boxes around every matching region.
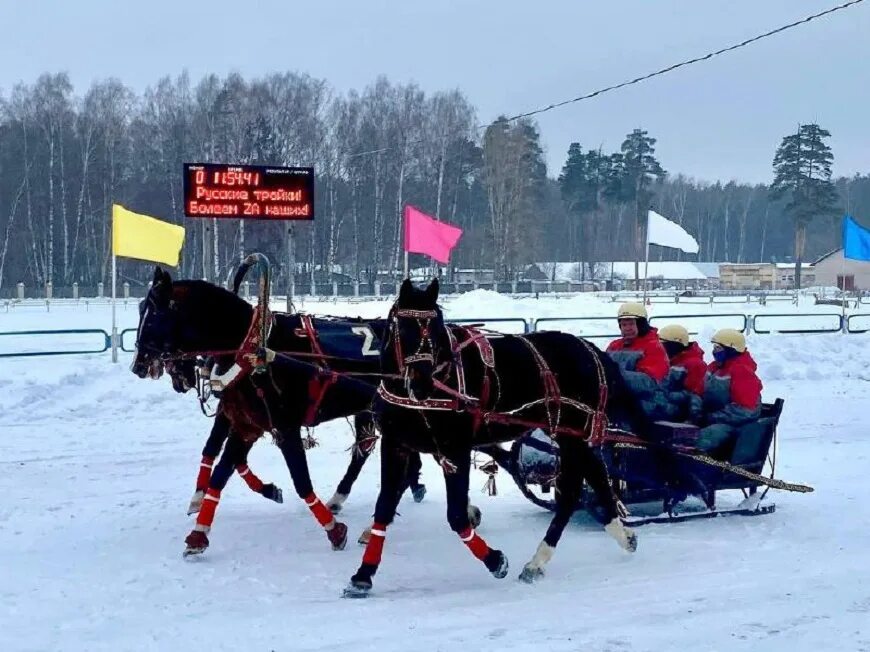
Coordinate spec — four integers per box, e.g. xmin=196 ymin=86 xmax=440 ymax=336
xmin=619 ymin=129 xmax=665 ymax=283
xmin=770 ymin=123 xmax=839 ymax=288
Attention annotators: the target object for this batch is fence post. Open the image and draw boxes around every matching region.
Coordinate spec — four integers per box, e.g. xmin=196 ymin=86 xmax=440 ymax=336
xmin=97 ymin=282 xmax=104 ymax=298
xmin=16 ymin=282 xmax=24 ymax=300
xmin=123 ymin=282 xmax=130 ymax=299
xmin=241 ymin=281 xmax=250 ymax=298
xmin=72 ymin=282 xmax=79 ymax=300
xmin=374 ymin=281 xmax=381 ymax=297
xmin=332 ymin=281 xmax=338 ymax=297
xmin=354 ymin=282 xmax=360 ymax=297
xmin=45 ymin=281 xmax=53 ymax=299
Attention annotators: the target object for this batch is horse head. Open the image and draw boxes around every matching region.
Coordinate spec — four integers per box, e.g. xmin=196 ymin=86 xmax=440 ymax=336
xmin=384 ymin=278 xmax=449 ymax=401
xmin=131 ymin=266 xmax=253 ymax=393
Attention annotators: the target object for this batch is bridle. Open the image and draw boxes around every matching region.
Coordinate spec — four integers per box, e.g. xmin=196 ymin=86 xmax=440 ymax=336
xmin=388 ymin=306 xmax=444 ymax=374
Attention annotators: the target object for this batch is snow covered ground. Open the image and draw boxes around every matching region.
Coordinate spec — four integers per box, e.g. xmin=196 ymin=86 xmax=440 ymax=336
xmin=1 ymin=293 xmax=868 ymax=651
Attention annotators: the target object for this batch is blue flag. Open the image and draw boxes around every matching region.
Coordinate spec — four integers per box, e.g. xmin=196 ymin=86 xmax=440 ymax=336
xmin=843 ymin=215 xmax=870 ymax=261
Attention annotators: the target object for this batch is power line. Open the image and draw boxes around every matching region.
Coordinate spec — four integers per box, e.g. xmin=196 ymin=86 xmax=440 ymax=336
xmin=507 ymin=0 xmax=864 ymax=122
xmin=347 ymin=0 xmax=864 ymax=160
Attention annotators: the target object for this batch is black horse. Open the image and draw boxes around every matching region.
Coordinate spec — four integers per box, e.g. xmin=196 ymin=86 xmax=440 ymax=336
xmin=344 ymin=279 xmax=642 ymax=597
xmin=131 ymin=267 xmax=422 ymax=556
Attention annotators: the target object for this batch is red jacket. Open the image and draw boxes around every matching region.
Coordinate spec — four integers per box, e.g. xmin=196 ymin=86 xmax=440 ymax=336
xmin=607 ymin=328 xmax=669 ymax=382
xmin=706 ymin=351 xmax=762 ymax=410
xmin=671 ymin=342 xmax=706 ymax=396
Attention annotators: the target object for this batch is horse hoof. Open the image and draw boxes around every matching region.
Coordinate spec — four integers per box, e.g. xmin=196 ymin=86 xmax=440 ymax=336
xmin=187 ymin=490 xmax=205 ymax=515
xmin=625 ymin=531 xmax=638 ymax=553
xmin=183 ymin=530 xmax=209 ymax=558
xmin=357 ymin=527 xmax=372 ymax=546
xmin=412 ymin=484 xmax=427 ymax=503
xmin=342 ymin=580 xmax=372 ymax=599
xmin=328 ymin=522 xmax=348 ymax=551
xmin=518 ymin=566 xmax=544 ymax=584
xmin=468 ymin=504 xmax=482 ymax=529
xmin=485 ymin=549 xmax=509 ymax=579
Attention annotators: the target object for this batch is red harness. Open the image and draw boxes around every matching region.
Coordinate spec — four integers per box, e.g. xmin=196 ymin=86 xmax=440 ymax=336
xmin=295 ymin=314 xmax=342 ymax=427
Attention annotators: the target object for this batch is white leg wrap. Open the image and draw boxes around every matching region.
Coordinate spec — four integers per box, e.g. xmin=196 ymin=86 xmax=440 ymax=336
xmin=193 ymin=523 xmax=211 ymax=534
xmin=605 ymin=518 xmax=637 ymax=552
xmin=326 ymin=492 xmax=347 ymax=509
xmin=527 ymin=541 xmax=555 ymax=570
xmin=187 ymin=490 xmax=205 ymax=515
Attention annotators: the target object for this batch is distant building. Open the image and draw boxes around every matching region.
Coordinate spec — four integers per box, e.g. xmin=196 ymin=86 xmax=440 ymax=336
xmin=812 ymin=249 xmax=870 ymax=290
xmin=718 ymin=263 xmax=814 ymax=290
xmin=524 ymin=261 xmax=717 ymax=290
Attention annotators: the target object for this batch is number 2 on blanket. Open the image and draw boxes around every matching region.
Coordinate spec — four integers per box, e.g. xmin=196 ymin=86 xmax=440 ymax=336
xmin=351 ymin=326 xmax=378 ymax=356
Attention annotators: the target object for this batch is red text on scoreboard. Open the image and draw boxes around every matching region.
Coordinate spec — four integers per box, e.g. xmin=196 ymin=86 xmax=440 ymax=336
xmin=183 ymin=163 xmax=315 ymax=220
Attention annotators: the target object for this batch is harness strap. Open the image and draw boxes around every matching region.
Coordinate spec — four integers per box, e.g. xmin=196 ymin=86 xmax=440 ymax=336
xmin=304 ymin=371 xmax=340 ymax=426
xmin=298 ymin=314 xmax=328 ymax=367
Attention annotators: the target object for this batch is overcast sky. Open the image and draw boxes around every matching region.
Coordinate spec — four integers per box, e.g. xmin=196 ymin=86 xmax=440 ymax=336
xmin=2 ymin=0 xmax=867 ymax=183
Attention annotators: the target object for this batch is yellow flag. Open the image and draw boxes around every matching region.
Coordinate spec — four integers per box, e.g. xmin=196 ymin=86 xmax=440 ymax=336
xmin=112 ymin=204 xmax=185 ymax=266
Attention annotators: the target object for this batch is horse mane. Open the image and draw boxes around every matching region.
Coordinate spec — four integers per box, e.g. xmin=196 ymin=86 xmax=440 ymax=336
xmin=171 ymin=279 xmax=254 ymax=339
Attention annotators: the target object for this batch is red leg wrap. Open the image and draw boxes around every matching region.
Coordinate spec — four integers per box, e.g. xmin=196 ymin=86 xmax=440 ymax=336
xmin=459 ymin=527 xmax=490 ymax=561
xmin=195 ymin=488 xmax=221 ymax=530
xmin=236 ymin=464 xmax=264 ymax=493
xmin=362 ymin=522 xmax=388 ymax=566
xmin=196 ymin=456 xmax=214 ymax=491
xmin=304 ymin=493 xmax=335 ymax=529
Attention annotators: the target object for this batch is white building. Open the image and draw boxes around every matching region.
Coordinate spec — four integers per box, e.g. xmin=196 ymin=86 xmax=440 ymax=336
xmin=812 ymin=249 xmax=870 ymax=291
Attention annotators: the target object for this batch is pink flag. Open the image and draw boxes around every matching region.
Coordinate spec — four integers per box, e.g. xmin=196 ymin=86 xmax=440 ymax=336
xmin=403 ymin=205 xmax=463 ymax=264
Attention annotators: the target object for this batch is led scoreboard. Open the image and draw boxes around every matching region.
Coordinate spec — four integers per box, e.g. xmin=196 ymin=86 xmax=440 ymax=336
xmin=183 ymin=163 xmax=314 ymax=220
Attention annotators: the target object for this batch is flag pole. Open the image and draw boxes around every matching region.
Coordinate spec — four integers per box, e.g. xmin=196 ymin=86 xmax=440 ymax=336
xmin=643 ymin=211 xmax=651 ymax=303
xmin=111 ymin=252 xmax=118 ymax=363
xmin=841 ymin=247 xmax=847 ymax=327
xmin=402 ymin=204 xmax=409 ymax=280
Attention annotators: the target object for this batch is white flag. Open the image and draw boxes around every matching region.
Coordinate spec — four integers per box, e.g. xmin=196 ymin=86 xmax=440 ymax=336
xmin=647 ymin=210 xmax=699 ymax=254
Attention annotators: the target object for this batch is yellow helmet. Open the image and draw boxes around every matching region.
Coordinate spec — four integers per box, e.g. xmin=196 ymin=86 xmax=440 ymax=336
xmin=659 ymin=324 xmax=690 ymax=347
xmin=617 ymin=302 xmax=648 ymax=320
xmin=711 ymin=328 xmax=746 ymax=353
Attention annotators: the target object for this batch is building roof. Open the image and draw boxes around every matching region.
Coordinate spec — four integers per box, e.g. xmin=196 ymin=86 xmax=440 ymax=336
xmin=813 ymin=248 xmax=842 ymax=265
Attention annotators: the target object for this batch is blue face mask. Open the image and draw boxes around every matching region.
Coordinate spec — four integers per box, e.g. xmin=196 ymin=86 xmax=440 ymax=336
xmin=713 ymin=347 xmax=736 ymax=364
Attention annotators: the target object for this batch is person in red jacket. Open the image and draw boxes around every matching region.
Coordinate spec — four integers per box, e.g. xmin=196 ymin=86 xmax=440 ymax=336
xmin=606 ymin=302 xmax=670 ymax=419
xmin=658 ymin=324 xmax=706 ymax=422
xmin=697 ymin=328 xmax=763 ymax=456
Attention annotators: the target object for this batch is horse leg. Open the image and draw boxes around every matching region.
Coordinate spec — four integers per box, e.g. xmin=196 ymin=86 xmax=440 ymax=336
xmin=575 ymin=439 xmax=637 ymax=553
xmin=184 ymin=431 xmax=246 ymax=557
xmin=354 ymin=448 xmax=431 ymax=545
xmin=343 ymin=437 xmax=410 ymax=598
xmin=188 ymin=411 xmax=231 ymax=515
xmin=235 ymin=441 xmax=283 ymax=504
xmin=518 ymin=435 xmax=587 ymax=583
xmin=444 ymin=450 xmax=508 ymax=579
xmin=277 ymin=427 xmax=347 ymax=551
xmin=406 ymin=452 xmax=426 ymax=503
xmin=327 ymin=413 xmax=377 ymax=513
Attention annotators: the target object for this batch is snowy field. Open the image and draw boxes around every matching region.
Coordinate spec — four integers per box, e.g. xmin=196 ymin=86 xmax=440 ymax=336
xmin=1 ymin=292 xmax=869 ymax=651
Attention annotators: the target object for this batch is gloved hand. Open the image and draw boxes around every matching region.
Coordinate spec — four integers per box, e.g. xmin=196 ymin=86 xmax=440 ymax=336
xmin=663 ymin=367 xmax=687 ymax=392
